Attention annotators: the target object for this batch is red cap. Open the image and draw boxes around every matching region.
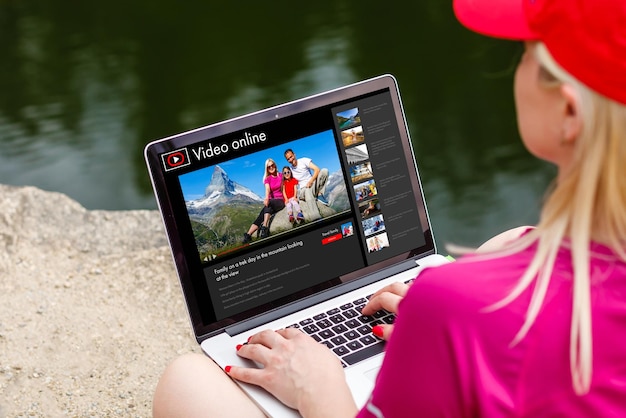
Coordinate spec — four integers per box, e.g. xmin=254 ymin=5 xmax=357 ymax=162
xmin=453 ymin=0 xmax=626 ymax=105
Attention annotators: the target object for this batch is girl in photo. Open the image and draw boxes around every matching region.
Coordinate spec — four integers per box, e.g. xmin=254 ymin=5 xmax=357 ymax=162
xmin=281 ymin=166 xmax=304 ymax=225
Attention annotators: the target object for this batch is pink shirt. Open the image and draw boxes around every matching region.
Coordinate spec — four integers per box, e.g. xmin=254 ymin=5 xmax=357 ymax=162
xmin=358 ymin=243 xmax=626 ymax=417
xmin=264 ymin=174 xmax=284 ymax=200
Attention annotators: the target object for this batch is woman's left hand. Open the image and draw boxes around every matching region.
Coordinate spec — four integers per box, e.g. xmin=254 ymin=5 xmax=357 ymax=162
xmin=361 ymin=281 xmax=411 ymax=340
xmin=226 ymin=328 xmax=358 ymax=417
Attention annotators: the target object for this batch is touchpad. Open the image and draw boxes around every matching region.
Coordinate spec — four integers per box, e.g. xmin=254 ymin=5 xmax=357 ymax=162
xmin=364 ymin=367 xmax=380 ymax=383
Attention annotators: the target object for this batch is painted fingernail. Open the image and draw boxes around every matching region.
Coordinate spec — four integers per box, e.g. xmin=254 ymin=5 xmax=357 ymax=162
xmin=225 ymin=365 xmax=232 ymax=373
xmin=236 ymin=344 xmax=243 ymax=351
xmin=372 ymin=325 xmax=384 ymax=338
xmin=247 ymin=336 xmax=252 ymax=343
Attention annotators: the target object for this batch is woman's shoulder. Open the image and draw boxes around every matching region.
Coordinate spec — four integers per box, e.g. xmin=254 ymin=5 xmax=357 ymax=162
xmin=404 ymin=248 xmax=537 ymax=314
xmin=476 ymin=226 xmax=535 ymax=253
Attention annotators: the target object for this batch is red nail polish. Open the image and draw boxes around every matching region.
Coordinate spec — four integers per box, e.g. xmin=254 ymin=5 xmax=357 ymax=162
xmin=236 ymin=344 xmax=243 ymax=351
xmin=225 ymin=365 xmax=232 ymax=373
xmin=247 ymin=336 xmax=252 ymax=343
xmin=372 ymin=325 xmax=384 ymax=338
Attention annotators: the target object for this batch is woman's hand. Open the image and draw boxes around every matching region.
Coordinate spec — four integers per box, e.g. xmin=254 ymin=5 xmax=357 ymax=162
xmin=361 ymin=281 xmax=411 ymax=340
xmin=227 ymin=328 xmax=357 ymax=417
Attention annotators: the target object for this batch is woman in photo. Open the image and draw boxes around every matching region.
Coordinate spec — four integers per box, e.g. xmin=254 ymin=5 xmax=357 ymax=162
xmin=243 ymin=158 xmax=285 ymax=242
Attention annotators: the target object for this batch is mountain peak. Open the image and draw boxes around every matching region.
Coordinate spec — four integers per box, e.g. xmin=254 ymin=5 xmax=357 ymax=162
xmin=186 ymin=166 xmax=262 ymax=215
xmin=205 ymin=165 xmax=235 ymax=196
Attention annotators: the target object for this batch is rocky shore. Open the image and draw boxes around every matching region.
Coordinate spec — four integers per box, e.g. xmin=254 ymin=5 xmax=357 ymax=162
xmin=0 ymin=185 xmax=199 ymax=417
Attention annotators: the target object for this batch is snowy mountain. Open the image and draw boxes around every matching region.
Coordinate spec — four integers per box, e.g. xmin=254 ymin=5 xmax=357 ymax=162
xmin=186 ymin=166 xmax=262 ymax=217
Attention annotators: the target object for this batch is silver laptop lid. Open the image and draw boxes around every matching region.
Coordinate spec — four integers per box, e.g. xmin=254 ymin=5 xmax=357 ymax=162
xmin=144 ymin=74 xmax=436 ymax=342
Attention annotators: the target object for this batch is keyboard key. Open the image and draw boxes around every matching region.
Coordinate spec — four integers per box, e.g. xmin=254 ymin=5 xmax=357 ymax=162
xmin=321 ymin=341 xmax=334 ymax=349
xmin=373 ymin=310 xmax=387 ymax=319
xmin=343 ymin=309 xmax=359 ymax=319
xmin=345 ymin=319 xmax=360 ymax=329
xmin=346 ymin=341 xmax=363 ymax=351
xmin=326 ymin=308 xmax=340 ymax=315
xmin=286 ymin=324 xmax=299 ymax=329
xmin=359 ymin=335 xmax=377 ymax=345
xmin=311 ymin=334 xmax=321 ymax=342
xmin=313 ymin=313 xmax=327 ymax=320
xmin=358 ymin=315 xmax=375 ymax=324
xmin=343 ymin=341 xmax=386 ymax=365
xmin=357 ymin=325 xmax=371 ymax=335
xmin=383 ymin=315 xmax=396 ymax=324
xmin=340 ymin=303 xmax=353 ymax=310
xmin=300 ymin=318 xmax=314 ymax=326
xmin=353 ymin=297 xmax=367 ymax=305
xmin=333 ymin=346 xmax=350 ymax=357
xmin=302 ymin=324 xmax=320 ymax=334
xmin=332 ymin=324 xmax=348 ymax=334
xmin=316 ymin=319 xmax=332 ymax=329
xmin=319 ymin=329 xmax=335 ymax=339
xmin=344 ymin=330 xmax=360 ymax=340
xmin=329 ymin=314 xmax=346 ymax=324
xmin=331 ymin=335 xmax=347 ymax=345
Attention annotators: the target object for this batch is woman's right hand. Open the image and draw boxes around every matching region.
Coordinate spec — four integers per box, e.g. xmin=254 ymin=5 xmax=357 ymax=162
xmin=361 ymin=281 xmax=411 ymax=340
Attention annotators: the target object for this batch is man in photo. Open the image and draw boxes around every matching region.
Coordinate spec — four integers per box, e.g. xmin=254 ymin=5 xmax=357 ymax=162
xmin=284 ymin=148 xmax=329 ymax=206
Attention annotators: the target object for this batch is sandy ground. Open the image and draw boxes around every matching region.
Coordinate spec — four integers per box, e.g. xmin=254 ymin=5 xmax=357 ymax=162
xmin=0 ymin=185 xmax=200 ymax=417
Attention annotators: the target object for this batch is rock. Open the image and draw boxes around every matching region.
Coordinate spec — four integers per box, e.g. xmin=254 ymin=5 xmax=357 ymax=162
xmin=268 ymin=200 xmax=336 ymax=234
xmin=0 ymin=185 xmax=198 ymax=417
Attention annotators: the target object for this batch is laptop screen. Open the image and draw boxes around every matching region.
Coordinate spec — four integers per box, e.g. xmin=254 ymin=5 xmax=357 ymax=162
xmin=145 ymin=75 xmax=435 ymax=340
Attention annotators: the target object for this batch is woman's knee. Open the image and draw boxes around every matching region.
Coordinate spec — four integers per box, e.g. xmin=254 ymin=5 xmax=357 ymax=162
xmin=153 ymin=353 xmax=265 ymax=418
xmin=153 ymin=353 xmax=215 ymax=417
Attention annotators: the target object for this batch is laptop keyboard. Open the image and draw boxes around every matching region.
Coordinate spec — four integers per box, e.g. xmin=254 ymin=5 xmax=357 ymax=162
xmin=242 ymin=279 xmax=413 ymax=367
xmin=286 ymin=294 xmax=395 ymax=367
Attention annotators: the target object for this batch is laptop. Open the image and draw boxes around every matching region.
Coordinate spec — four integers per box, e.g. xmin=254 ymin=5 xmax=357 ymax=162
xmin=144 ymin=74 xmax=449 ymax=417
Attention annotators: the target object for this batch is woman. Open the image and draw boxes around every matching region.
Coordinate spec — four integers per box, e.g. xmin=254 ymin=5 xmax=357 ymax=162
xmin=243 ymin=158 xmax=285 ymax=242
xmin=155 ymin=0 xmax=626 ymax=416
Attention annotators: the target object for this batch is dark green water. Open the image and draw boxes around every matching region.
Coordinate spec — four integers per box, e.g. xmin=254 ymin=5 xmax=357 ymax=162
xmin=0 ymin=1 xmax=555 ymax=249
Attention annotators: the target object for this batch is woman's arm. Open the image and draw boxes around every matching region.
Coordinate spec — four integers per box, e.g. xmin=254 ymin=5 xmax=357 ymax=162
xmin=264 ymin=183 xmax=270 ymax=206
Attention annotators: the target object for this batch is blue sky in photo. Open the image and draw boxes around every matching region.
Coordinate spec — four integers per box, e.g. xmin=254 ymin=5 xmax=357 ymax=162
xmin=180 ymin=130 xmax=342 ymax=201
xmin=336 ymin=107 xmax=358 ymax=119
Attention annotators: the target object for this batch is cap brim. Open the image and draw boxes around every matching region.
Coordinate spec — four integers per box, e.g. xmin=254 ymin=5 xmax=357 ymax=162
xmin=453 ymin=0 xmax=536 ymax=40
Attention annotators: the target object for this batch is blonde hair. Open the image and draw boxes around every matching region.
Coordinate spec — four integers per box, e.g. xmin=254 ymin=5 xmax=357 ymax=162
xmin=488 ymin=42 xmax=626 ymax=395
xmin=263 ymin=158 xmax=277 ymax=182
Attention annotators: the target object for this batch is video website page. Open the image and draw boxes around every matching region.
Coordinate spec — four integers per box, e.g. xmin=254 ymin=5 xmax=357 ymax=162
xmin=170 ymin=89 xmax=426 ymax=323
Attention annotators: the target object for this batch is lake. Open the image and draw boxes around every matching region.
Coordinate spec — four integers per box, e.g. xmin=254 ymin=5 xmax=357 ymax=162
xmin=0 ymin=1 xmax=554 ymax=250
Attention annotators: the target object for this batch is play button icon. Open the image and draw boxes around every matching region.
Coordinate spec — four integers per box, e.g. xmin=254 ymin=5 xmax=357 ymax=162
xmin=161 ymin=148 xmax=191 ymax=172
xmin=168 ymin=154 xmax=183 ymax=165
